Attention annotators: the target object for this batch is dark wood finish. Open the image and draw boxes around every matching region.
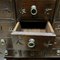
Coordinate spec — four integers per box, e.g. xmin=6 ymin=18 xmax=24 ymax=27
xmin=4 ymin=0 xmax=58 ymax=59
xmin=15 ymin=0 xmax=56 ymax=23
xmin=0 ymin=0 xmax=15 ymax=19
xmin=20 ymin=35 xmax=55 ymax=50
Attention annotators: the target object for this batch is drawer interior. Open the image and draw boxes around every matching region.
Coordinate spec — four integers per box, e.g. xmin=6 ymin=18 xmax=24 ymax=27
xmin=11 ymin=21 xmax=56 ymax=36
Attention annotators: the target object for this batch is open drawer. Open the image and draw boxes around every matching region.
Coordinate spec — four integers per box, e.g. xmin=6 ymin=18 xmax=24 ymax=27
xmin=11 ymin=21 xmax=56 ymax=50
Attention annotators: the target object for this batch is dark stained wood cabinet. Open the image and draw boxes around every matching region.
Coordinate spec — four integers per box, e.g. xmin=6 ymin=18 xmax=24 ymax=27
xmin=5 ymin=0 xmax=58 ymax=60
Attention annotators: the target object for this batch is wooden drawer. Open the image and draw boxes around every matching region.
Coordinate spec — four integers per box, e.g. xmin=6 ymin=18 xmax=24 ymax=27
xmin=11 ymin=21 xmax=56 ymax=50
xmin=15 ymin=0 xmax=56 ymax=23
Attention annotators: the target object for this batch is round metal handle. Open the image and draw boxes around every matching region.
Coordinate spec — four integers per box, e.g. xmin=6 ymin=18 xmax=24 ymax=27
xmin=28 ymin=38 xmax=35 ymax=48
xmin=31 ymin=5 xmax=37 ymax=15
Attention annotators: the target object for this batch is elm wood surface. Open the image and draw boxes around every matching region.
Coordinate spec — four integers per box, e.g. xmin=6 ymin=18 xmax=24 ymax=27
xmin=4 ymin=0 xmax=56 ymax=60
xmin=15 ymin=0 xmax=56 ymax=23
xmin=0 ymin=0 xmax=15 ymax=19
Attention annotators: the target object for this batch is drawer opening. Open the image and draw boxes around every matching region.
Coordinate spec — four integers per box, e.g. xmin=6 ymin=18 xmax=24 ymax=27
xmin=11 ymin=21 xmax=56 ymax=36
xmin=20 ymin=20 xmax=47 ymax=29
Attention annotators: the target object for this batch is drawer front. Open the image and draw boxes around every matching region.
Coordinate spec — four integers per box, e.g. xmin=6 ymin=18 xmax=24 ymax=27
xmin=18 ymin=35 xmax=55 ymax=50
xmin=12 ymin=33 xmax=56 ymax=51
xmin=15 ymin=0 xmax=56 ymax=23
